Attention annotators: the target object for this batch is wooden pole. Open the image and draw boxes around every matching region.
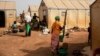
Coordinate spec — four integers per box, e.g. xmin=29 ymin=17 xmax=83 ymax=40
xmin=62 ymin=10 xmax=68 ymax=50
xmin=63 ymin=10 xmax=67 ymax=39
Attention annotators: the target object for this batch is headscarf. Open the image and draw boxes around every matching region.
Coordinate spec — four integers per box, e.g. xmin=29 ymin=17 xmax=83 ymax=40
xmin=55 ymin=16 xmax=60 ymax=21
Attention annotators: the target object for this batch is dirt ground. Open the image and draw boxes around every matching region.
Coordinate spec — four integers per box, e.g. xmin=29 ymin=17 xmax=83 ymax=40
xmin=0 ymin=31 xmax=90 ymax=56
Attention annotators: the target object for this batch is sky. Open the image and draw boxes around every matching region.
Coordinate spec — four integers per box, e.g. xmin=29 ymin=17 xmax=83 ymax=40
xmin=15 ymin=0 xmax=41 ymax=16
xmin=1 ymin=0 xmax=95 ymax=16
xmin=1 ymin=0 xmax=42 ymax=16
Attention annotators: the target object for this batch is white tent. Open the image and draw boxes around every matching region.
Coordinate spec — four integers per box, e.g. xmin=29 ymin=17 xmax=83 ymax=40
xmin=0 ymin=1 xmax=16 ymax=28
xmin=28 ymin=5 xmax=39 ymax=16
xmin=39 ymin=0 xmax=90 ymax=29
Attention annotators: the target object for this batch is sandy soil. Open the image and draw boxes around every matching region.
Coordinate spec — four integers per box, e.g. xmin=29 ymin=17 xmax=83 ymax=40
xmin=0 ymin=31 xmax=89 ymax=56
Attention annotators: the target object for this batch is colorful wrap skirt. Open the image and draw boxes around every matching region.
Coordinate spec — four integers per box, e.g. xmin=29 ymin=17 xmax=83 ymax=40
xmin=51 ymin=34 xmax=59 ymax=53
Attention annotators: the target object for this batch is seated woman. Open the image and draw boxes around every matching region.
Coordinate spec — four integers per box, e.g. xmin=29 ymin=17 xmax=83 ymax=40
xmin=17 ymin=22 xmax=24 ymax=32
xmin=11 ymin=21 xmax=18 ymax=33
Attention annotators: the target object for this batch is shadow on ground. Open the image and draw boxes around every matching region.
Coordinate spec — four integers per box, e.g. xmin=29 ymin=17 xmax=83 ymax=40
xmin=20 ymin=43 xmax=88 ymax=56
xmin=20 ymin=47 xmax=52 ymax=56
xmin=68 ymin=43 xmax=88 ymax=56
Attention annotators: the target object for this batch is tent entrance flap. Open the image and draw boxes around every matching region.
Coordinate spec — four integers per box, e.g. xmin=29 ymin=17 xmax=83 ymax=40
xmin=0 ymin=11 xmax=5 ymax=27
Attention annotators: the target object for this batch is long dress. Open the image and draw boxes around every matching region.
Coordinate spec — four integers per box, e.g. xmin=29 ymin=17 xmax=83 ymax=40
xmin=25 ymin=23 xmax=31 ymax=36
xmin=51 ymin=21 xmax=61 ymax=53
xmin=24 ymin=14 xmax=32 ymax=36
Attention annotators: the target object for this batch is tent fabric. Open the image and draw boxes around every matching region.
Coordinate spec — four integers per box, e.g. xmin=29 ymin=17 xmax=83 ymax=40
xmin=0 ymin=1 xmax=16 ymax=10
xmin=29 ymin=5 xmax=39 ymax=12
xmin=68 ymin=10 xmax=78 ymax=28
xmin=69 ymin=0 xmax=85 ymax=9
xmin=89 ymin=0 xmax=96 ymax=5
xmin=39 ymin=0 xmax=90 ymax=29
xmin=78 ymin=0 xmax=89 ymax=9
xmin=47 ymin=9 xmax=90 ymax=28
xmin=43 ymin=0 xmax=89 ymax=10
xmin=0 ymin=1 xmax=16 ymax=28
xmin=61 ymin=0 xmax=75 ymax=9
xmin=28 ymin=5 xmax=39 ymax=16
xmin=43 ymin=0 xmax=57 ymax=9
xmin=52 ymin=0 xmax=66 ymax=9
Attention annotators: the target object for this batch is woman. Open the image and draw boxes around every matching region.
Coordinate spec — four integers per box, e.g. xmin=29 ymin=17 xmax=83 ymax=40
xmin=12 ymin=21 xmax=18 ymax=33
xmin=88 ymin=23 xmax=91 ymax=46
xmin=51 ymin=16 xmax=62 ymax=55
xmin=24 ymin=12 xmax=32 ymax=37
xmin=31 ymin=13 xmax=39 ymax=30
